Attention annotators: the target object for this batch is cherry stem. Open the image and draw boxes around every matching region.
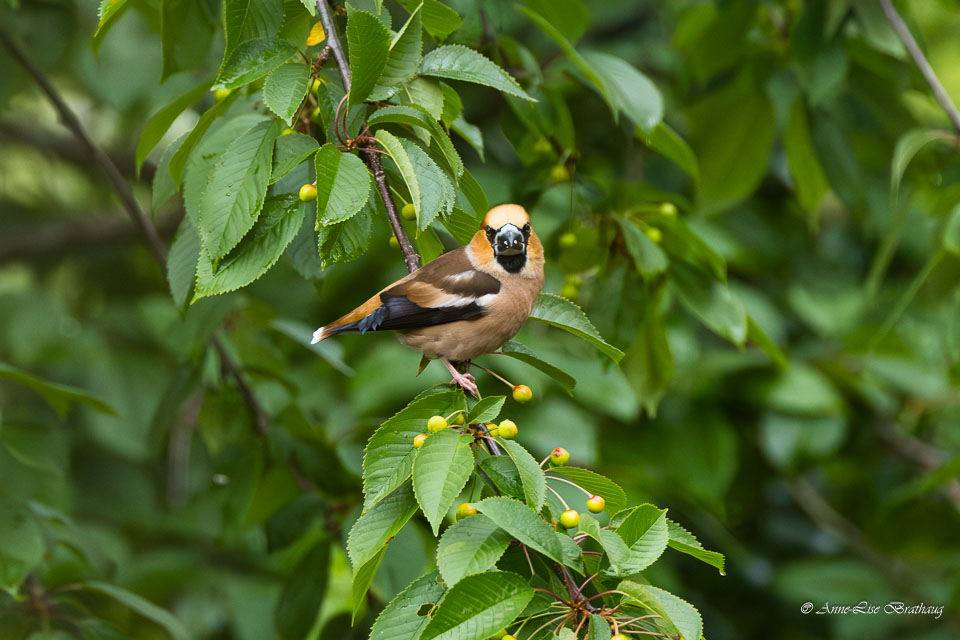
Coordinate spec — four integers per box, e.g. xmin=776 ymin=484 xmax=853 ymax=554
xmin=533 ymin=587 xmax=569 ymax=606
xmin=521 ymin=544 xmax=536 ymax=577
xmin=575 ymin=572 xmax=599 ymax=599
xmin=546 ymin=484 xmax=570 ymax=511
xmin=586 ymin=590 xmax=630 ymax=603
xmin=539 ymin=454 xmax=551 ymax=468
xmin=545 ymin=473 xmax=592 ymax=496
xmin=470 ymin=362 xmax=515 ymax=388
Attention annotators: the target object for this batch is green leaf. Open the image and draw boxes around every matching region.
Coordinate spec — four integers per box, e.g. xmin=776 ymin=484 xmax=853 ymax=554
xmin=222 ymin=0 xmax=284 ymax=63
xmin=161 ymin=0 xmax=217 ymax=80
xmin=194 ymin=194 xmax=306 ymax=300
xmin=615 ymin=504 xmax=669 ymax=574
xmin=458 ymin=168 xmax=489 ymax=218
xmin=376 ymin=129 xmax=421 ymax=219
xmin=264 ymin=63 xmax=311 ymax=124
xmin=275 ymin=538 xmax=331 ymax=640
xmin=152 ymin=134 xmax=185 ymax=212
xmin=890 ymin=128 xmax=955 ymax=199
xmin=396 ymin=0 xmax=461 ymax=40
xmin=784 ymin=99 xmax=829 ymax=215
xmin=367 ymin=105 xmax=463 ymax=179
xmin=441 ymin=208 xmax=481 ymax=246
xmin=79 ymin=581 xmax=190 ymax=640
xmin=413 ymin=430 xmax=475 ymax=535
xmin=618 ymin=582 xmax=703 ymax=640
xmin=473 ymin=497 xmax=565 ymax=565
xmin=399 ymin=77 xmax=445 ymax=120
xmin=464 ymin=396 xmax=505 ymax=425
xmin=588 ymin=614 xmax=612 ymax=640
xmin=420 ymin=45 xmax=534 ymax=102
xmin=166 ymin=217 xmax=201 ymax=310
xmin=314 ymin=144 xmax=372 ymax=225
xmin=169 ymin=91 xmax=240 ymax=186
xmin=440 ymin=82 xmax=463 ymax=126
xmin=0 ymin=363 xmax=116 ymax=418
xmin=347 ymin=481 xmax=419 ymax=570
xmin=516 ymin=6 xmax=611 ymax=110
xmin=637 ymin=122 xmax=699 ymax=181
xmin=420 ymin=571 xmax=533 ymax=640
xmin=369 ymin=571 xmax=447 ymax=640
xmin=347 ymin=10 xmax=391 ymax=105
xmin=499 ymin=439 xmax=546 ymax=510
xmin=582 ymin=51 xmax=662 ymax=132
xmin=351 ymin=546 xmax=387 ymax=623
xmin=92 ymin=0 xmax=129 ymax=54
xmin=136 ymin=77 xmax=213 ymax=173
xmin=370 ymin=6 xmax=422 ymax=99
xmin=0 ymin=500 xmax=43 ymax=594
xmin=404 ymin=140 xmax=455 ymax=232
xmin=436 ymin=515 xmax=512 ymax=586
xmin=578 ymin=513 xmax=630 ymax=575
xmin=549 ymin=467 xmax=627 ymax=515
xmin=748 ymin=316 xmax=788 ymax=370
xmin=477 ymin=457 xmax=526 ymax=502
xmin=271 ymin=132 xmax=320 ymax=185
xmin=215 ymin=37 xmax=298 ymax=90
xmin=666 ymin=519 xmax=726 ymax=576
xmin=519 ymin=0 xmax=589 ymax=44
xmin=687 ymin=71 xmax=775 ymax=213
xmin=363 ymin=390 xmax=466 ymax=510
xmin=944 ymin=203 xmax=960 ymax=255
xmin=670 ymin=262 xmax=747 ymax=346
xmin=198 ymin=120 xmax=280 ymax=263
xmin=316 ymin=201 xmax=373 ymax=268
xmin=497 ymin=341 xmax=576 ymax=394
xmin=529 ymin=293 xmax=624 ymax=363
xmin=616 ymin=217 xmax=668 ymax=279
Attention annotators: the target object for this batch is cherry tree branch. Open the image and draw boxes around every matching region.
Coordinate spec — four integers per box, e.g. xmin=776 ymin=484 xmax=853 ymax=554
xmin=0 ymin=26 xmax=167 ymax=267
xmin=880 ymin=0 xmax=960 ymax=134
xmin=315 ymin=0 xmax=421 ymax=273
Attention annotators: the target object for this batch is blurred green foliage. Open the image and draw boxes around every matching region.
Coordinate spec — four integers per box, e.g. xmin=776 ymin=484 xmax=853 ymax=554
xmin=1 ymin=0 xmax=959 ymax=639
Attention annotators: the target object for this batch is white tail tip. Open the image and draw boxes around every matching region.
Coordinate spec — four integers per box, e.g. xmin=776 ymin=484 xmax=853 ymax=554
xmin=311 ymin=327 xmax=326 ymax=344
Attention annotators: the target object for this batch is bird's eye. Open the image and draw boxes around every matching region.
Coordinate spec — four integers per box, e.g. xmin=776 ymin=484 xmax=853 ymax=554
xmin=523 ymin=223 xmax=531 ymax=232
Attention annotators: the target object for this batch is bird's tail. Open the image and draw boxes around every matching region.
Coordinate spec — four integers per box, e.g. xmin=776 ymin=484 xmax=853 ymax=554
xmin=311 ymin=326 xmax=330 ymax=344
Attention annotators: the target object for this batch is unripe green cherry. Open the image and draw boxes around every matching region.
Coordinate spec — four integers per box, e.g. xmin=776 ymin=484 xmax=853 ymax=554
xmin=309 ymin=106 xmax=322 ymax=123
xmin=565 ymin=273 xmax=583 ymax=287
xmin=645 ymin=227 xmax=662 ymax=243
xmin=502 ymin=635 xmax=517 ymax=640
xmin=486 ymin=423 xmax=499 ymax=437
xmin=586 ymin=495 xmax=605 ymax=513
xmin=401 ymin=202 xmax=416 ymax=221
xmin=427 ymin=415 xmax=448 ymax=433
xmin=533 ymin=137 xmax=553 ymax=154
xmin=549 ymin=447 xmax=570 ymax=466
xmin=558 ymin=232 xmax=577 ymax=248
xmin=280 ymin=127 xmax=296 ymax=136
xmin=311 ymin=77 xmax=323 ymax=93
xmin=512 ymin=385 xmax=532 ymax=403
xmin=561 ymin=283 xmax=579 ymax=299
xmin=559 ymin=509 xmax=580 ymax=529
xmin=450 ymin=412 xmax=465 ymax=425
xmin=497 ymin=419 xmax=518 ymax=439
xmin=660 ymin=201 xmax=677 ymax=216
xmin=550 ymin=165 xmax=571 ymax=183
xmin=611 ymin=635 xmax=627 ymax=640
xmin=299 ymin=184 xmax=318 ymax=202
xmin=389 ymin=236 xmax=400 ymax=249
xmin=489 ymin=631 xmax=508 ymax=640
xmin=456 ymin=503 xmax=478 ymax=519
xmin=413 ymin=433 xmax=428 ymax=449
xmin=213 ymin=88 xmax=232 ymax=102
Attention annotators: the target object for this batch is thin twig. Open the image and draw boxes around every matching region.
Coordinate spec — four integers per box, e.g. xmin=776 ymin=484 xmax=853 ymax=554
xmin=0 ymin=26 xmax=167 ymax=267
xmin=315 ymin=0 xmax=421 ymax=273
xmin=877 ymin=421 xmax=960 ymax=513
xmin=880 ymin=0 xmax=960 ymax=134
xmin=316 ymin=0 xmax=351 ymax=92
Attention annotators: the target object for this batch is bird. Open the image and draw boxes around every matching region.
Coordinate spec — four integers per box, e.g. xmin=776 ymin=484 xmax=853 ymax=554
xmin=311 ymin=204 xmax=545 ymax=396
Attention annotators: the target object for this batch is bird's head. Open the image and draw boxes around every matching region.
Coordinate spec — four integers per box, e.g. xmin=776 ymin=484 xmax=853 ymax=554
xmin=470 ymin=204 xmax=543 ymax=276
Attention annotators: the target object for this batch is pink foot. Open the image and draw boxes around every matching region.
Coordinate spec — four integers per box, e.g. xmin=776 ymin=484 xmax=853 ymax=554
xmin=442 ymin=359 xmax=479 ymax=397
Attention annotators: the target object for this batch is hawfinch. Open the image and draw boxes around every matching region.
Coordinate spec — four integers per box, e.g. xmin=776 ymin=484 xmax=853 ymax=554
xmin=312 ymin=204 xmax=545 ymax=395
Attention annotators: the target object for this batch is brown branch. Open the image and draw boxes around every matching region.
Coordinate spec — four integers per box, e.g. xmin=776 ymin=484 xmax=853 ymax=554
xmin=880 ymin=0 xmax=960 ymax=134
xmin=315 ymin=0 xmax=421 ymax=273
xmin=878 ymin=422 xmax=960 ymax=513
xmin=316 ymin=0 xmax=351 ymax=92
xmin=0 ymin=26 xmax=167 ymax=267
xmin=0 ymin=209 xmax=180 ymax=264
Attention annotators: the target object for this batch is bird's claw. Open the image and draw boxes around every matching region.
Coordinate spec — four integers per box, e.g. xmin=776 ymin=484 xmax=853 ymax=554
xmin=449 ymin=371 xmax=479 ymax=397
